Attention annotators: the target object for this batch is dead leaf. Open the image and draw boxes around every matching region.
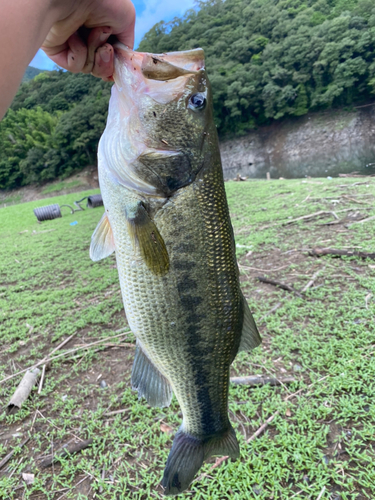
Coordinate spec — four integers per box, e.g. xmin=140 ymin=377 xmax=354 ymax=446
xmin=160 ymin=423 xmax=173 ymax=435
xmin=22 ymin=473 xmax=34 ymax=485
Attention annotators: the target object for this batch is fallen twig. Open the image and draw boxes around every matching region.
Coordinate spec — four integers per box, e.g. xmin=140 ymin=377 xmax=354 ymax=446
xmin=301 ymin=268 xmax=325 ymax=293
xmin=247 ymin=411 xmax=280 ymax=443
xmin=338 ymin=181 xmax=374 ymax=188
xmin=316 ymin=486 xmax=326 ymax=500
xmin=56 ymin=477 xmax=89 ymax=500
xmin=309 ymin=248 xmax=375 ymax=260
xmin=38 ymin=364 xmax=46 ymax=394
xmin=259 ymin=302 xmax=283 ymax=322
xmin=365 ymin=293 xmax=373 ymax=310
xmin=338 ymin=172 xmax=375 ymax=177
xmin=283 ymin=210 xmax=340 ymax=225
xmin=47 ymin=332 xmax=79 ymax=360
xmin=39 ymin=438 xmax=94 ymax=469
xmin=0 ymin=331 xmax=131 ymax=386
xmin=104 ymin=408 xmax=131 ymax=417
xmin=230 ymin=376 xmax=295 ymax=386
xmin=36 ymin=410 xmax=82 ymax=442
xmin=346 ymin=214 xmax=375 ymax=227
xmin=259 ymin=208 xmax=368 ymax=230
xmin=245 ymin=375 xmax=330 ymax=445
xmin=257 ymin=276 xmax=304 ymax=298
xmin=7 ymin=368 xmax=41 ymax=413
xmin=341 ymin=194 xmax=370 ymax=205
xmin=240 ymin=264 xmax=290 ymax=273
xmin=0 ymin=437 xmax=30 ymax=470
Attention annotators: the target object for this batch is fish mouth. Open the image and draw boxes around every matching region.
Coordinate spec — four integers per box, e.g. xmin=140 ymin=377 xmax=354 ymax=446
xmin=112 ymin=43 xmax=205 ymax=105
xmin=113 ymin=43 xmax=204 ymax=82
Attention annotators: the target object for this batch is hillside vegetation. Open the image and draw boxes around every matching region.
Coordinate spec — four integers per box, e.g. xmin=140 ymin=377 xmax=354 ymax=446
xmin=22 ymin=66 xmax=44 ymax=83
xmin=0 ymin=72 xmax=111 ymax=189
xmin=2 ymin=0 xmax=375 ymax=189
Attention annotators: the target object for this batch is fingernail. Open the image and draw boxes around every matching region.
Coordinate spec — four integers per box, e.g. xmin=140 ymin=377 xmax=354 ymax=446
xmin=100 ymin=30 xmax=111 ymax=42
xmin=100 ymin=49 xmax=111 ymax=63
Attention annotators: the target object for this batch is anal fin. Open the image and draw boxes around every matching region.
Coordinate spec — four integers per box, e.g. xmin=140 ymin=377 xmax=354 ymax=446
xmin=238 ymin=292 xmax=261 ymax=352
xmin=131 ymin=342 xmax=173 ymax=408
xmin=90 ymin=213 xmax=115 ymax=261
xmin=125 ymin=201 xmax=169 ymax=276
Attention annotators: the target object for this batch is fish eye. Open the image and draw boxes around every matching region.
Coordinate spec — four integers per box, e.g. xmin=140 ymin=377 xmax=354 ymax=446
xmin=189 ymin=93 xmax=206 ymax=110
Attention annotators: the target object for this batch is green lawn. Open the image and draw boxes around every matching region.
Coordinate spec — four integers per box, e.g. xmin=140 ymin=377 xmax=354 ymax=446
xmin=0 ymin=178 xmax=374 ymax=499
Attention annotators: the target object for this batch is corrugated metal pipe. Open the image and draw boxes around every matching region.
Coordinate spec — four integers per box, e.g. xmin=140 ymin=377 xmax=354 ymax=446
xmin=33 ymin=204 xmax=74 ymax=222
xmin=74 ymin=194 xmax=103 ymax=210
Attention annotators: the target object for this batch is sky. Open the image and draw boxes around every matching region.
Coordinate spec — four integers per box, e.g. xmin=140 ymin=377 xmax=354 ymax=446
xmin=30 ymin=0 xmax=196 ymax=70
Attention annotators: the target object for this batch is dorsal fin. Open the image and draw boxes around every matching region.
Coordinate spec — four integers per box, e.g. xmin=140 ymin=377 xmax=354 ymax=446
xmin=90 ymin=212 xmax=115 ymax=261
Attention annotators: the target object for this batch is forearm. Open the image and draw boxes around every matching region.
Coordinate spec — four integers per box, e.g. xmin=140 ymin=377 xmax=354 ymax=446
xmin=0 ymin=0 xmax=59 ymax=119
xmin=0 ymin=0 xmax=135 ymax=119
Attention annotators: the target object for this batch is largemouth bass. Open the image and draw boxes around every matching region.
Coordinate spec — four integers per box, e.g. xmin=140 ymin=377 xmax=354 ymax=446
xmin=90 ymin=44 xmax=261 ymax=496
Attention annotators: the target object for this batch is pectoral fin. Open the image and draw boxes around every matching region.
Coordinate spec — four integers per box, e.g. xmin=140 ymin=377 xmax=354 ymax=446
xmin=238 ymin=292 xmax=261 ymax=352
xmin=125 ymin=201 xmax=169 ymax=276
xmin=90 ymin=213 xmax=115 ymax=261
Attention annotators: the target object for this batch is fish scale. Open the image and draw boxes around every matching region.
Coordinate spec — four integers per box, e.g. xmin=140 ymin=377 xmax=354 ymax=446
xmin=90 ymin=44 xmax=261 ymax=495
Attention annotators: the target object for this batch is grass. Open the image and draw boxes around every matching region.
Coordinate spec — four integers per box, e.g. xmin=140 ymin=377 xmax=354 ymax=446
xmin=1 ymin=194 xmax=22 ymax=207
xmin=0 ymin=178 xmax=375 ymax=499
xmin=41 ymin=180 xmax=84 ymax=195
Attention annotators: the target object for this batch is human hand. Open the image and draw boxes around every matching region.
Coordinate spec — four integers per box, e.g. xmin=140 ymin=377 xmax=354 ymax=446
xmin=41 ymin=0 xmax=135 ymax=80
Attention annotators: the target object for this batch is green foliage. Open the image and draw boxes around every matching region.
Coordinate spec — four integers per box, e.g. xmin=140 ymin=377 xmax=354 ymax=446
xmin=139 ymin=0 xmax=375 ymax=135
xmin=21 ymin=66 xmax=43 ymax=83
xmin=0 ymin=72 xmax=112 ymax=189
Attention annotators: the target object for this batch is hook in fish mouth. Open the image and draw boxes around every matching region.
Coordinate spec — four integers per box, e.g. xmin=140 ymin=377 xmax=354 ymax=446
xmin=113 ymin=43 xmax=205 ymax=81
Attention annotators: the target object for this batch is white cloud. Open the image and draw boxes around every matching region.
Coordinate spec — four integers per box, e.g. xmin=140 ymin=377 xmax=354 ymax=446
xmin=134 ymin=0 xmax=196 ymax=48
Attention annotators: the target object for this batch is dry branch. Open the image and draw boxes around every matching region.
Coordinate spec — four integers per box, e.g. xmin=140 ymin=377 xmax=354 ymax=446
xmin=0 ymin=332 xmax=131 ymax=386
xmin=283 ymin=210 xmax=338 ymax=225
xmin=38 ymin=364 xmax=46 ymax=394
xmin=257 ymin=276 xmax=304 ymax=298
xmin=284 ymin=207 xmax=370 ymax=226
xmin=38 ymin=438 xmax=94 ymax=468
xmin=230 ymin=376 xmax=295 ymax=386
xmin=7 ymin=368 xmax=40 ymax=413
xmin=341 ymin=195 xmax=370 ymax=205
xmin=0 ymin=437 xmax=30 ymax=470
xmin=247 ymin=411 xmax=280 ymax=443
xmin=301 ymin=268 xmax=325 ymax=293
xmin=258 ymin=207 xmax=369 ymax=230
xmin=309 ymin=248 xmax=375 ymax=260
xmin=338 ymin=172 xmax=375 ymax=178
xmin=346 ymin=214 xmax=375 ymax=227
xmin=338 ymin=181 xmax=374 ymax=188
xmin=259 ymin=302 xmax=283 ymax=322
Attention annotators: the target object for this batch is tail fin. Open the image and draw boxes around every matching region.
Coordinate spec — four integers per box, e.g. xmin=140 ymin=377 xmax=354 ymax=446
xmin=161 ymin=425 xmax=239 ymax=496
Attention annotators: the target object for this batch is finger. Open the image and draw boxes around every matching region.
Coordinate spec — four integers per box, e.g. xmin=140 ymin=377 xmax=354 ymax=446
xmin=92 ymin=44 xmax=114 ymax=81
xmin=82 ymin=27 xmax=112 ymax=74
xmin=113 ymin=1 xmax=136 ymax=49
xmin=42 ymin=32 xmax=87 ymax=73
